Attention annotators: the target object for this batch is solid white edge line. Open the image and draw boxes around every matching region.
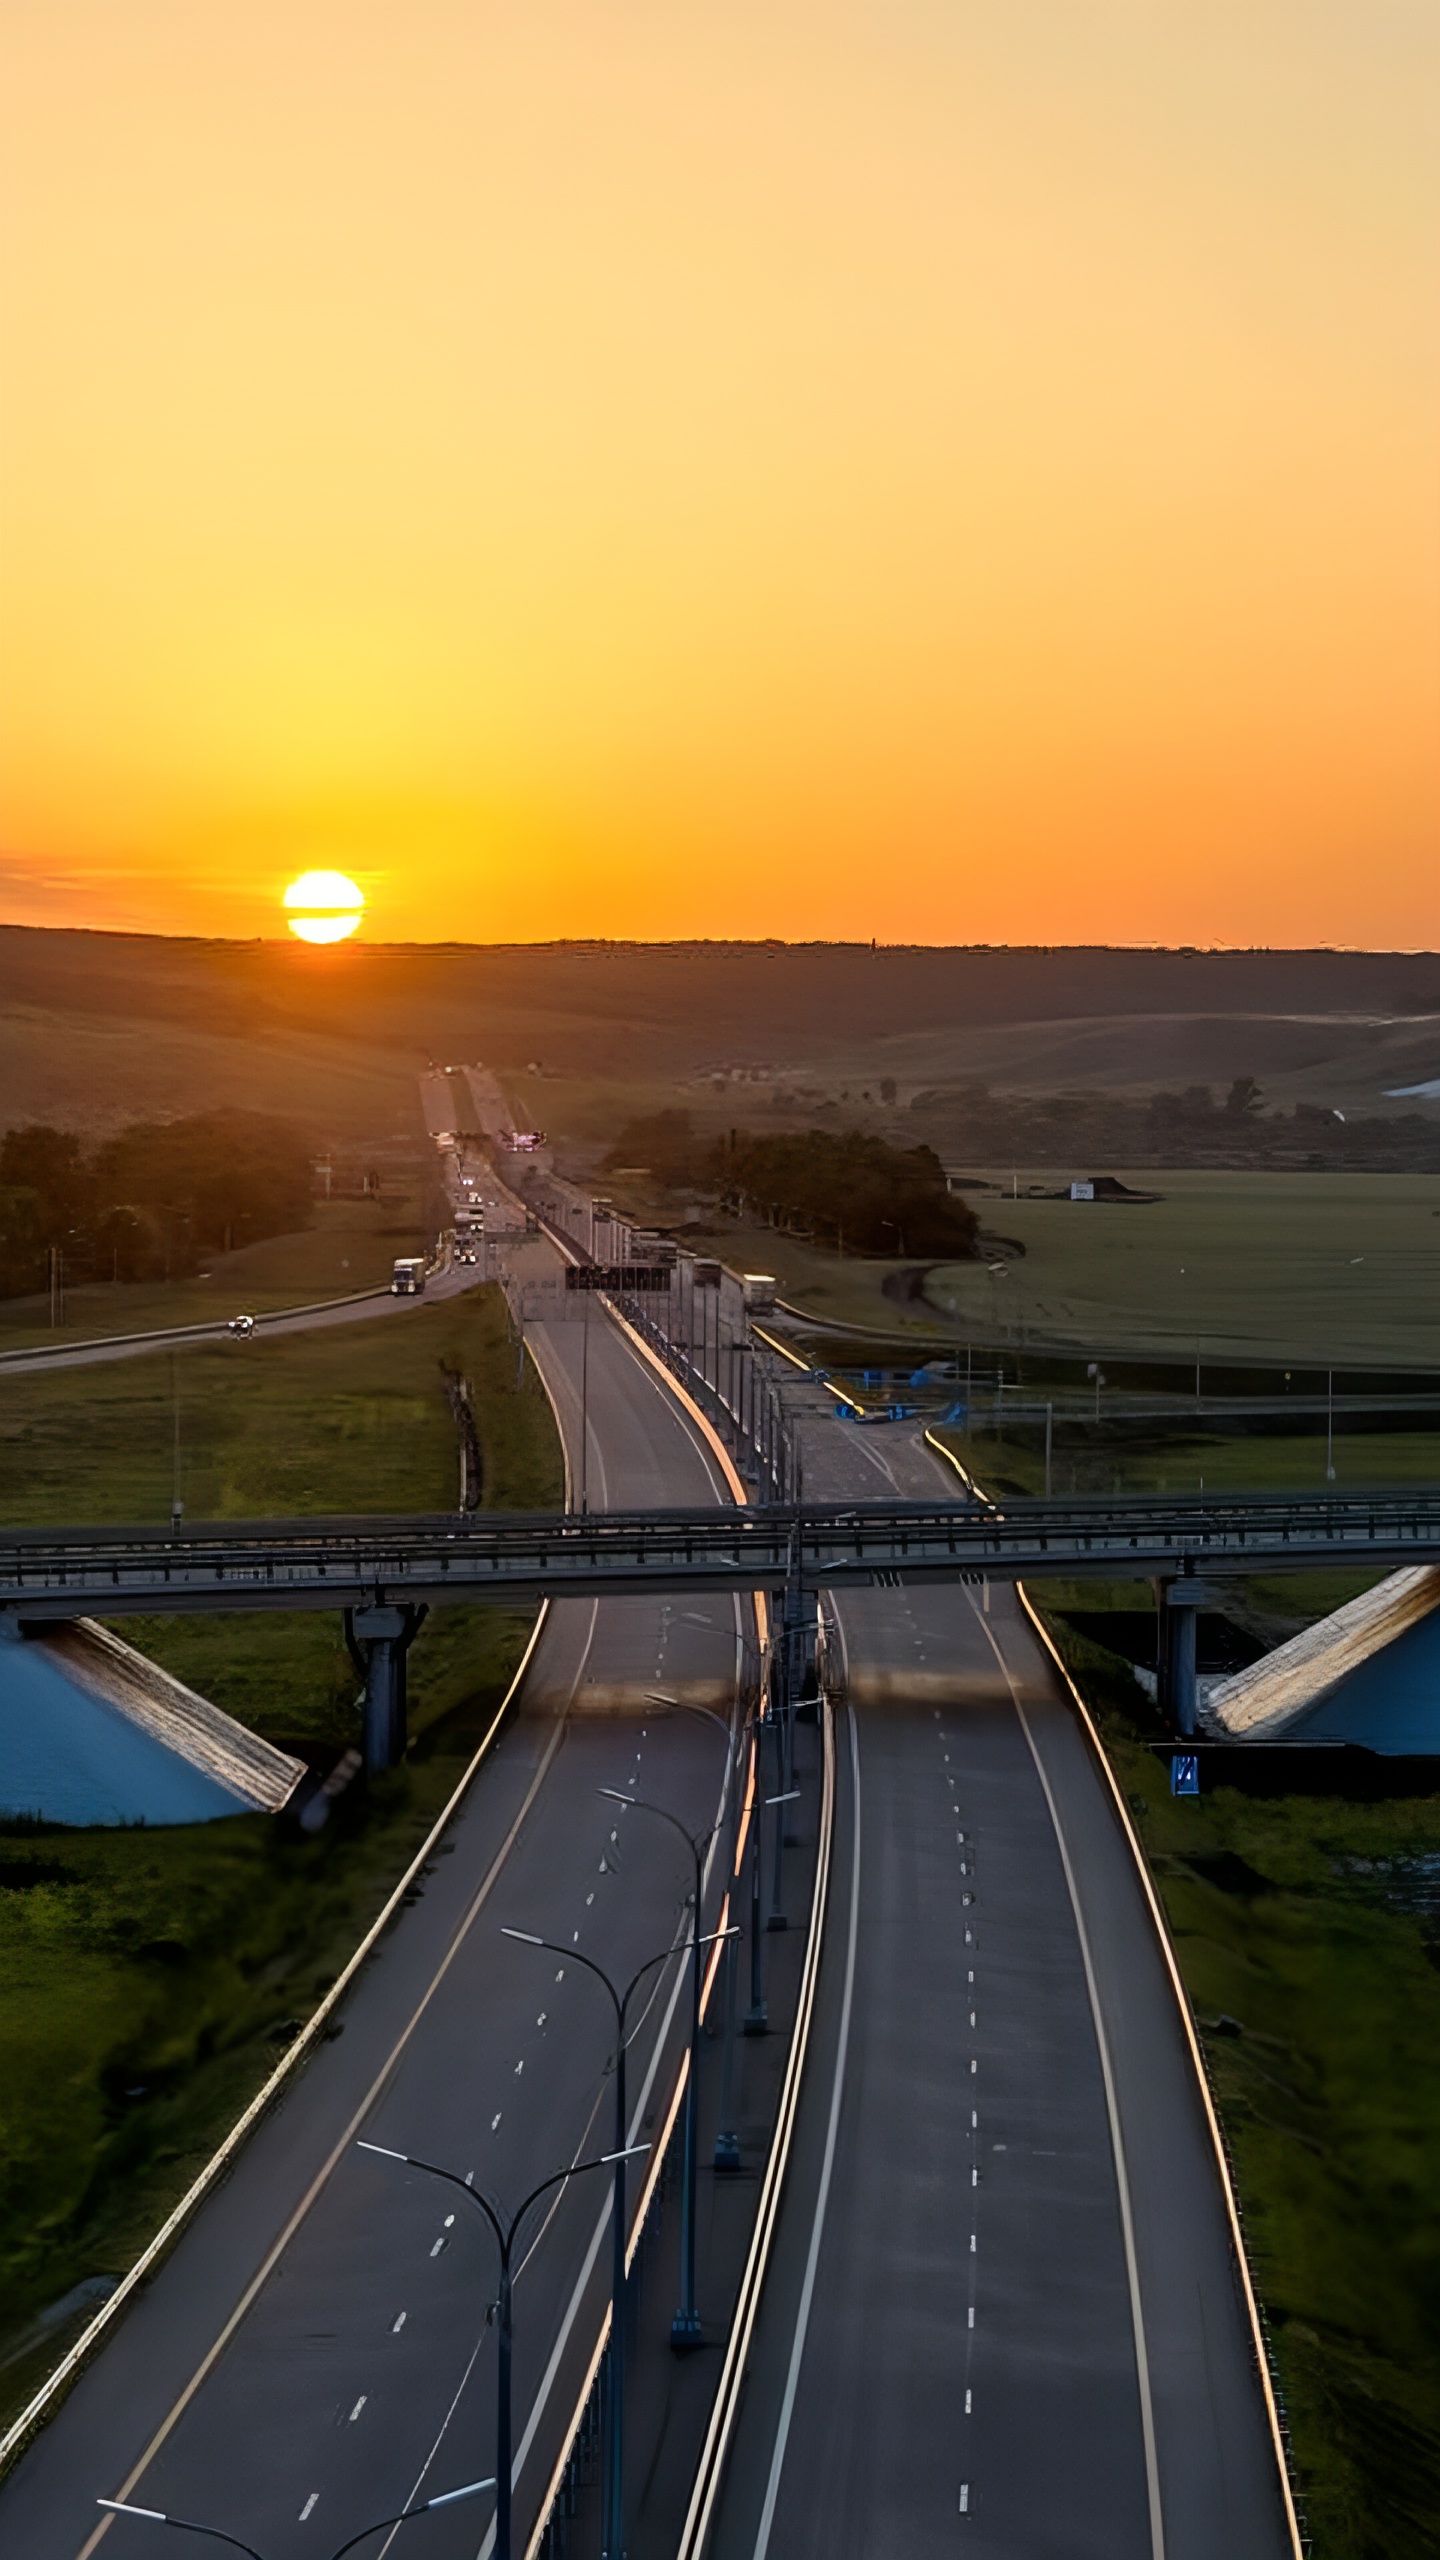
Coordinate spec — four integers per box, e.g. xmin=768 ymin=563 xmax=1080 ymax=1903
xmin=674 ymin=1686 xmax=839 ymax=2560
xmin=515 ymin=1275 xmax=767 ymax=2559
xmin=924 ymin=1423 xmax=1298 ymax=2559
xmin=16 ymin=1593 xmax=559 ymax=2533
xmin=752 ymin=1700 xmax=860 ymax=2560
xmin=1014 ymin=1585 xmax=1304 ymax=2560
xmin=971 ymin=1605 xmax=1166 ymax=2560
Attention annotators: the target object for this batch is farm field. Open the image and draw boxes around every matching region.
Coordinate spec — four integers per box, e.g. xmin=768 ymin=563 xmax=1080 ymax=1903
xmin=680 ymin=1173 xmax=1440 ymax=1371
xmin=0 ymin=1286 xmax=561 ymax=2415
xmin=926 ymin=1169 xmax=1440 ymax=1368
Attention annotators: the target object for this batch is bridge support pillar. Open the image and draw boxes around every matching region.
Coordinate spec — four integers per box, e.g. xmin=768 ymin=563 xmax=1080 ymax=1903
xmin=346 ymin=1603 xmax=428 ymax=1774
xmin=1157 ymin=1580 xmax=1213 ymax=1737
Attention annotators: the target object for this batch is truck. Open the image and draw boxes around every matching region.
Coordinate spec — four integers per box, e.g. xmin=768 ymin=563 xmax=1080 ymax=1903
xmin=391 ymin=1257 xmax=427 ymax=1296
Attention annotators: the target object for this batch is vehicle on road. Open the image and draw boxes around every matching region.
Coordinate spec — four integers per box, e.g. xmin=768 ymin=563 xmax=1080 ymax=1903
xmin=390 ymin=1257 xmax=427 ymax=1296
xmin=225 ymin=1314 xmax=256 ymax=1337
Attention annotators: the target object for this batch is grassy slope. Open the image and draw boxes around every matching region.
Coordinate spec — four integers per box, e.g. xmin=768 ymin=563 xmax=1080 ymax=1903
xmin=0 ymin=1193 xmax=431 ymax=1354
xmin=0 ymin=1286 xmax=563 ymax=2411
xmin=1041 ymin=1620 xmax=1440 ymax=2560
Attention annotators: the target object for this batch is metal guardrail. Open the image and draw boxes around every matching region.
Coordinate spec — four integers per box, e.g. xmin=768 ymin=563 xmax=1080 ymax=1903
xmin=4 ymin=1491 xmax=1440 ymax=1620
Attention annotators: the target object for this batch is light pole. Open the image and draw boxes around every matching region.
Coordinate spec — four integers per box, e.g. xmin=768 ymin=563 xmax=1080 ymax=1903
xmin=98 ymin=2479 xmax=494 ymax=2560
xmin=500 ymin=1925 xmax=730 ymax=2556
xmin=599 ymin=1788 xmax=718 ymax=2349
xmin=356 ymin=2143 xmax=645 ymax=2560
xmin=642 ymin=1691 xmax=745 ymax=2169
xmin=581 ymin=1288 xmax=591 ymax=1514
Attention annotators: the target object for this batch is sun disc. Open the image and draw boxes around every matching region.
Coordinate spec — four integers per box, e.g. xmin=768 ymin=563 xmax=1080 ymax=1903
xmin=283 ymin=869 xmax=365 ymax=944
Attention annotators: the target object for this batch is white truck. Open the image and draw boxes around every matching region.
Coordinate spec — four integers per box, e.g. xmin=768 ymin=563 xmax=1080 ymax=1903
xmin=391 ymin=1257 xmax=427 ymax=1296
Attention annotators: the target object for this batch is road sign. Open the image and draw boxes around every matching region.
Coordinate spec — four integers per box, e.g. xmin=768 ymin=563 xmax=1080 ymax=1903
xmin=1170 ymin=1752 xmax=1200 ymax=1798
xmin=565 ymin=1264 xmax=672 ymax=1293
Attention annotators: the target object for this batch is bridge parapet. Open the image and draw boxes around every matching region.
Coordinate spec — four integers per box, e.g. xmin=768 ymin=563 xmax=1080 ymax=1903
xmin=3 ymin=1492 xmax=1439 ymax=1624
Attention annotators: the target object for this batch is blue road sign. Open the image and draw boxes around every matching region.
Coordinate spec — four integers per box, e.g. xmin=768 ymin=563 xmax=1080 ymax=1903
xmin=1171 ymin=1752 xmax=1201 ymax=1798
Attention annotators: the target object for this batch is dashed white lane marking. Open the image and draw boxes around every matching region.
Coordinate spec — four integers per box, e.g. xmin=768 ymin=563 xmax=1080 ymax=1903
xmin=586 ymin=1892 xmax=595 ymax=1907
xmin=300 ymin=2492 xmax=319 ymax=2521
xmin=443 ymin=2213 xmax=455 ymax=2228
xmin=959 ymin=2482 xmax=970 ymax=2513
xmin=970 ymin=2232 xmax=977 ymax=2253
xmin=349 ymin=2396 xmax=367 ymax=2421
xmin=971 ymin=2167 xmax=978 ymax=2188
xmin=491 ymin=2112 xmax=502 ymax=2132
xmin=429 ymin=2238 xmax=445 ymax=2258
xmin=514 ymin=2058 xmax=524 ymax=2075
xmin=391 ymin=2312 xmax=406 ymax=2334
xmin=970 ymin=2010 xmax=977 ymax=2027
xmin=970 ymin=2058 xmax=977 ymax=2075
xmin=967 ymin=2307 xmax=975 ymax=2330
xmin=965 ymin=2390 xmax=972 ymax=2415
xmin=971 ymin=2110 xmax=978 ymax=2129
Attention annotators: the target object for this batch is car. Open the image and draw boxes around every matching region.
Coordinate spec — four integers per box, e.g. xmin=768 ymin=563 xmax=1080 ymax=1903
xmin=226 ymin=1314 xmax=256 ymax=1338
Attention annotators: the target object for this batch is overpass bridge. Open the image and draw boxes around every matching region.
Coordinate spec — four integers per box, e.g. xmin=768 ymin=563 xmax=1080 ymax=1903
xmin=4 ymin=1490 xmax=1438 ymax=1622
xmin=8 ymin=1490 xmax=1437 ymax=1761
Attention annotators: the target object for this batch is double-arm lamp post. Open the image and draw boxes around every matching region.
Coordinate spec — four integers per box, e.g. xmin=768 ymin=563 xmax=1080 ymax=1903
xmin=598 ymin=1789 xmax=717 ymax=2349
xmin=500 ymin=1924 xmax=728 ymax=2560
xmin=357 ymin=2139 xmax=646 ymax=2560
xmin=98 ymin=2479 xmax=493 ymax=2560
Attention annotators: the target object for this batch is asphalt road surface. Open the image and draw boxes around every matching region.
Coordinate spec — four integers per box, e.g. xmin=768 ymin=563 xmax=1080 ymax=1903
xmin=707 ymin=1385 xmax=1293 ymax=2560
xmin=0 ymin=1232 xmax=753 ymax=2560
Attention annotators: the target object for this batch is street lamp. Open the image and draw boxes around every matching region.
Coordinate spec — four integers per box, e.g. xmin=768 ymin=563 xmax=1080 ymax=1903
xmin=599 ymin=1788 xmax=719 ymax=2349
xmin=356 ymin=2142 xmax=646 ymax=2560
xmin=97 ymin=2478 xmax=494 ymax=2560
xmin=500 ymin=1925 xmax=730 ymax=2557
xmin=642 ymin=1692 xmax=745 ymax=2170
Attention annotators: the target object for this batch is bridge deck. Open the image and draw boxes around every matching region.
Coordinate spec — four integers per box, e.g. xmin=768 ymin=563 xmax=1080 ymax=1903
xmin=3 ymin=1491 xmax=1440 ymax=1618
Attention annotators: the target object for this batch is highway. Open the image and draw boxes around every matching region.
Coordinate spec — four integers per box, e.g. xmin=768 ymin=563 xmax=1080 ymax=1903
xmin=0 ymin=1204 xmax=755 ymax=2560
xmin=700 ymin=1378 xmax=1296 ymax=2560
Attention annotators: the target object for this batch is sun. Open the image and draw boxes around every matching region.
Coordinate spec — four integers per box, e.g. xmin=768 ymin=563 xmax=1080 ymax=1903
xmin=283 ymin=870 xmax=364 ymax=944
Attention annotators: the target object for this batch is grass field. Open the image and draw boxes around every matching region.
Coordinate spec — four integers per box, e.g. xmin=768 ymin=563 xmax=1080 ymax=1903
xmin=0 ymin=1280 xmax=551 ymax=1532
xmin=0 ymin=1285 xmax=562 ymax=2412
xmin=0 ymin=1194 xmax=432 ymax=1355
xmin=1040 ymin=1617 xmax=1440 ymax=2560
xmin=928 ymin=1169 xmax=1440 ymax=1369
xmin=700 ymin=1171 xmax=1440 ymax=1371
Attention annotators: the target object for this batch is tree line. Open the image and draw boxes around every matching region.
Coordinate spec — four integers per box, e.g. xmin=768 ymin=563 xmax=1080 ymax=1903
xmin=605 ymin=1113 xmax=979 ymax=1257
xmin=0 ymin=1112 xmax=315 ymax=1298
xmin=909 ymin=1077 xmax=1440 ymax=1172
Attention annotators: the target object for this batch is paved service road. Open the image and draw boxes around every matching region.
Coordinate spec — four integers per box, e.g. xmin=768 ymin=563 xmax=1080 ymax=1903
xmin=0 ymin=1222 xmax=754 ymax=2560
xmin=706 ymin=1388 xmax=1295 ymax=2560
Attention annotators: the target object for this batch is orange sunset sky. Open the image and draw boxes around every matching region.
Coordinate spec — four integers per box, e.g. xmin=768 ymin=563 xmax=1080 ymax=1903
xmin=1 ymin=0 xmax=1437 ymax=950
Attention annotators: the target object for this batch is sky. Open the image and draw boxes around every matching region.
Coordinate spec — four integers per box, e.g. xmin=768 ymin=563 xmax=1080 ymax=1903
xmin=1 ymin=0 xmax=1436 ymax=950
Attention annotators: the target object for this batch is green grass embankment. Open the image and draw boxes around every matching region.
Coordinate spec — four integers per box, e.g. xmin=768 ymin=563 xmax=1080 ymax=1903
xmin=0 ymin=1285 xmax=563 ymax=2420
xmin=1037 ymin=1619 xmax=1440 ymax=2560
